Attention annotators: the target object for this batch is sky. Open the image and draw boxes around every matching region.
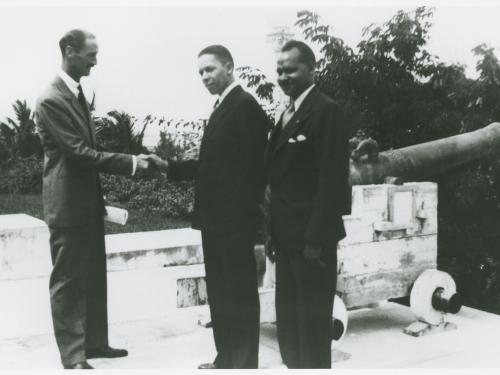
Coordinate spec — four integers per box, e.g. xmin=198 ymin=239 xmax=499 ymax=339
xmin=1 ymin=1 xmax=499 ymax=145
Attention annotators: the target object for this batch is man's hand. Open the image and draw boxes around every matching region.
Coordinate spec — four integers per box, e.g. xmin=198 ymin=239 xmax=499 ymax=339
xmin=303 ymin=243 xmax=325 ymax=268
xmin=135 ymin=154 xmax=169 ymax=177
xmin=145 ymin=154 xmax=169 ymax=172
xmin=135 ymin=154 xmax=152 ymax=176
xmin=265 ymin=236 xmax=277 ymax=263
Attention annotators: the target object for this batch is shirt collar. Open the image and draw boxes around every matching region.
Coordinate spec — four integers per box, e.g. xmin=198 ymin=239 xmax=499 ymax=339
xmin=58 ymin=69 xmax=80 ymax=98
xmin=293 ymin=84 xmax=315 ymax=111
xmin=218 ymin=81 xmax=239 ymax=105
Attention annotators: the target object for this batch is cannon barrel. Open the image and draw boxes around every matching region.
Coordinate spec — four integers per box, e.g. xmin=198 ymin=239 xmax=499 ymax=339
xmin=350 ymin=122 xmax=500 ymax=185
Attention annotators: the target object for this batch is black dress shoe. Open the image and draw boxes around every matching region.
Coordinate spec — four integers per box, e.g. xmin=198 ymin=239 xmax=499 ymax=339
xmin=86 ymin=346 xmax=128 ymax=359
xmin=64 ymin=361 xmax=94 ymax=369
xmin=198 ymin=362 xmax=217 ymax=369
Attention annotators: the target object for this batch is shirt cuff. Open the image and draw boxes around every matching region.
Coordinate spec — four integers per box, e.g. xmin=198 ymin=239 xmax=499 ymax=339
xmin=131 ymin=155 xmax=137 ymax=176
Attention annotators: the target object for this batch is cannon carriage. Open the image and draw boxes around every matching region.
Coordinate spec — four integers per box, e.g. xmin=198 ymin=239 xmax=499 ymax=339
xmin=259 ymin=123 xmax=500 ymax=344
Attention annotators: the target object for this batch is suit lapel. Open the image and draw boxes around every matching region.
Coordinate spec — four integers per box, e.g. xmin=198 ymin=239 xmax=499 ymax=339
xmin=53 ymin=77 xmax=95 ymax=147
xmin=270 ymin=87 xmax=318 ymax=159
xmin=203 ymin=85 xmax=243 ymax=142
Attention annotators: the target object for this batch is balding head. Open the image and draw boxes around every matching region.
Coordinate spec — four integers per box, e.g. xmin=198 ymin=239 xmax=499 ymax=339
xmin=59 ymin=29 xmax=95 ymax=57
xmin=59 ymin=29 xmax=98 ymax=81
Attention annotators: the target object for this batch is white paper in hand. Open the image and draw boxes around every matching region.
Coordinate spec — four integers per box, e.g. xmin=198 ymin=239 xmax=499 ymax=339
xmin=104 ymin=206 xmax=128 ymax=225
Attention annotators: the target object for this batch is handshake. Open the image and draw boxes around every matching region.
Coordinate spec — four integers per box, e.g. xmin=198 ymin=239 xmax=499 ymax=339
xmin=135 ymin=153 xmax=169 ymax=177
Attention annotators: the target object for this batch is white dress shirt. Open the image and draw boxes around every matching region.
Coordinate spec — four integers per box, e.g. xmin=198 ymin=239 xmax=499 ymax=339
xmin=280 ymin=84 xmax=315 ymax=128
xmin=216 ymin=81 xmax=240 ymax=107
xmin=293 ymin=84 xmax=315 ymax=112
xmin=58 ymin=69 xmax=80 ymax=98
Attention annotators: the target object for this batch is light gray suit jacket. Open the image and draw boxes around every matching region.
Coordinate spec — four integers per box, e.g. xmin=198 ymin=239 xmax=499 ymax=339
xmin=35 ymin=76 xmax=133 ymax=227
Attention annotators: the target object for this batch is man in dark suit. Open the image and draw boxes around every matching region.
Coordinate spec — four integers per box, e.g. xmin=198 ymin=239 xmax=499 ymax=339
xmin=265 ymin=40 xmax=351 ymax=369
xmin=167 ymin=45 xmax=270 ymax=369
xmin=35 ymin=29 xmax=160 ymax=369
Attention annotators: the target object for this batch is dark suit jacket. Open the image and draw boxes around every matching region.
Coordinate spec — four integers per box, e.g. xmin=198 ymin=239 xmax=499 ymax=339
xmin=168 ymin=85 xmax=271 ymax=233
xmin=35 ymin=76 xmax=133 ymax=227
xmin=266 ymin=87 xmax=351 ymax=252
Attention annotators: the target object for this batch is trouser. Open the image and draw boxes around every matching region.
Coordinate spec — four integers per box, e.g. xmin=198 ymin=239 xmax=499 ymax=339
xmin=201 ymin=228 xmax=260 ymax=369
xmin=48 ymin=215 xmax=108 ymax=367
xmin=275 ymin=243 xmax=337 ymax=369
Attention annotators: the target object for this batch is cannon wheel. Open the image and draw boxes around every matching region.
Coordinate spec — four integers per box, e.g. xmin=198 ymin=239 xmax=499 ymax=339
xmin=410 ymin=269 xmax=459 ymax=325
xmin=331 ymin=294 xmax=348 ymax=346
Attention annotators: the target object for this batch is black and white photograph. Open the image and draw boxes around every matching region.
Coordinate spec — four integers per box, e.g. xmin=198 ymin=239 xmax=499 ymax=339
xmin=1 ymin=0 xmax=500 ymax=371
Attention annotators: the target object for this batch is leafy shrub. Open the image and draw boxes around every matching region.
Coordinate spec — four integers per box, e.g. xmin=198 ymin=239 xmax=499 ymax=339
xmin=0 ymin=110 xmax=201 ymax=223
xmin=100 ymin=174 xmax=195 ymax=220
xmin=0 ymin=157 xmax=196 ymax=221
xmin=94 ymin=111 xmax=152 ymax=155
xmin=0 ymin=156 xmax=43 ymax=194
xmin=154 ymin=119 xmax=204 ymax=160
xmin=97 ymin=120 xmax=201 ymax=221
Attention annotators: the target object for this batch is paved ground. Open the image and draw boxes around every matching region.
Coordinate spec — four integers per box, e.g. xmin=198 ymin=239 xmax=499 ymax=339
xmin=1 ymin=301 xmax=499 ymax=369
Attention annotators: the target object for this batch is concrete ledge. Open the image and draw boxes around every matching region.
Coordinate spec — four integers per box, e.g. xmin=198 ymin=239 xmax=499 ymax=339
xmin=106 ymin=228 xmax=202 ymax=254
xmin=105 ymin=229 xmax=203 ymax=271
xmin=0 ymin=214 xmax=51 ymax=280
xmin=0 ymin=218 xmax=265 ymax=278
xmin=0 ymin=213 xmax=47 ymax=230
xmin=106 ymin=229 xmax=266 ymax=275
xmin=0 ymin=215 xmax=269 ymax=339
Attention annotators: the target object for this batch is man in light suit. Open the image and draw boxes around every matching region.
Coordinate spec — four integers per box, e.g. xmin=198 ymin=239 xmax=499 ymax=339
xmin=35 ymin=29 xmax=162 ymax=369
xmin=265 ymin=40 xmax=351 ymax=369
xmin=167 ymin=45 xmax=270 ymax=369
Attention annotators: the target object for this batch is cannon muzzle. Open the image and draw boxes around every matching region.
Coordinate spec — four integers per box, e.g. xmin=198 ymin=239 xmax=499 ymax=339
xmin=432 ymin=287 xmax=462 ymax=314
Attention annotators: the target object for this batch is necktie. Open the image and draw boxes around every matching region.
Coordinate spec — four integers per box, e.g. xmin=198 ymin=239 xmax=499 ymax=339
xmin=213 ymin=99 xmax=220 ymax=111
xmin=77 ymin=84 xmax=89 ymax=119
xmin=77 ymin=84 xmax=94 ymax=146
xmin=281 ymin=101 xmax=295 ymax=129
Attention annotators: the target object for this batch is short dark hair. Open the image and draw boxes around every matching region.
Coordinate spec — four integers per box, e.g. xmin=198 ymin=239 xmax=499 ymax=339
xmin=198 ymin=45 xmax=234 ymax=67
xmin=59 ymin=29 xmax=95 ymax=56
xmin=281 ymin=40 xmax=316 ymax=70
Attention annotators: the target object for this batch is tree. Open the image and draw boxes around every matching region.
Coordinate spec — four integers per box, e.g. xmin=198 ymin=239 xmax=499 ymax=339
xmin=0 ymin=100 xmax=42 ymax=161
xmin=240 ymin=7 xmax=500 ymax=147
xmin=237 ymin=66 xmax=279 ymax=121
xmin=94 ymin=110 xmax=153 ymax=155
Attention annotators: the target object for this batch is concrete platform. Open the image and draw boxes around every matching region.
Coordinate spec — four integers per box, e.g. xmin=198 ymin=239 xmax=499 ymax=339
xmin=1 ymin=300 xmax=498 ymax=369
xmin=1 ymin=213 xmax=499 ymax=370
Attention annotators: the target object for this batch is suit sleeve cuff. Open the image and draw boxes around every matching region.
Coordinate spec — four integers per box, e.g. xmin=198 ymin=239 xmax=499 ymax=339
xmin=131 ymin=155 xmax=137 ymax=176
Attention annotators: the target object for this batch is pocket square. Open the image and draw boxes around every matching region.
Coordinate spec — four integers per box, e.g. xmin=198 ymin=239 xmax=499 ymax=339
xmin=288 ymin=138 xmax=297 ymax=143
xmin=296 ymin=134 xmax=307 ymax=141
